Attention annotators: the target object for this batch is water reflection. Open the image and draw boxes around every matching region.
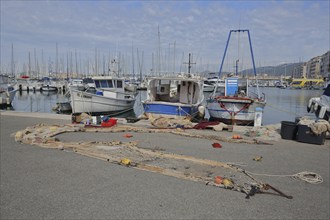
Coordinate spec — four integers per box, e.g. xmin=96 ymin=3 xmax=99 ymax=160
xmin=259 ymin=87 xmax=322 ymax=125
xmin=10 ymin=91 xmax=70 ymax=113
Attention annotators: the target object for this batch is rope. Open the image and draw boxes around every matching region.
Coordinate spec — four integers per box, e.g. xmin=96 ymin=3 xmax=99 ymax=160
xmin=266 ymin=102 xmax=303 ymax=117
xmin=219 ymin=100 xmax=251 ymax=125
xmin=245 ymin=171 xmax=323 ymax=184
xmin=103 ymin=107 xmax=134 ymax=117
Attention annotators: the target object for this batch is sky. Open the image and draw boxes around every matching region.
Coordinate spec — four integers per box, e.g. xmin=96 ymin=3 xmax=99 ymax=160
xmin=0 ymin=0 xmax=329 ymax=76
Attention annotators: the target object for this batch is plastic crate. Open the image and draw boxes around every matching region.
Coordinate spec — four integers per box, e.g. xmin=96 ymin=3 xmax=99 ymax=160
xmin=296 ymin=124 xmax=326 ymax=145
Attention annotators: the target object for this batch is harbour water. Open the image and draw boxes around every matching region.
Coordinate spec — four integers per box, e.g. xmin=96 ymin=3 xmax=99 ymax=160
xmin=2 ymin=87 xmax=323 ymax=125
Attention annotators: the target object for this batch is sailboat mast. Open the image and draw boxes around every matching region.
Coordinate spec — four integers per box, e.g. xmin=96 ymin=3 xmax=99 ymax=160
xmin=56 ymin=43 xmax=58 ymax=77
xmin=11 ymin=43 xmax=14 ymax=77
xmin=28 ymin=51 xmax=31 ymax=77
xmin=66 ymin=52 xmax=69 ymax=79
xmin=158 ymin=25 xmax=161 ymax=75
xmin=34 ymin=48 xmax=37 ymax=79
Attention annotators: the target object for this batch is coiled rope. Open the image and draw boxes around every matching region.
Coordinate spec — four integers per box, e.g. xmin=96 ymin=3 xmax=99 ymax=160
xmin=245 ymin=171 xmax=323 ymax=184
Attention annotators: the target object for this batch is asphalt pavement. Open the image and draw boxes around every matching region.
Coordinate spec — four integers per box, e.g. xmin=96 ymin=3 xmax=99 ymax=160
xmin=1 ymin=111 xmax=329 ymax=219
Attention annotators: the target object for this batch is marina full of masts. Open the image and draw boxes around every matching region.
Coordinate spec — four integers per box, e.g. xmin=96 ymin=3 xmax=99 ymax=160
xmin=1 ymin=47 xmax=329 ymax=101
xmin=0 ymin=68 xmax=329 ymax=95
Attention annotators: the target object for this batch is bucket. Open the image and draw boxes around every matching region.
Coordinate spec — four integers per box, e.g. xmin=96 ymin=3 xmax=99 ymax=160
xmin=101 ymin=118 xmax=117 ymax=127
xmin=109 ymin=118 xmax=117 ymax=126
xmin=280 ymin=121 xmax=297 ymax=140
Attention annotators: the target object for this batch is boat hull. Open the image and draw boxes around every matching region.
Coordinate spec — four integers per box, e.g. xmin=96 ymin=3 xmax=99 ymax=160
xmin=70 ymin=89 xmax=136 ymax=115
xmin=142 ymin=101 xmax=201 ymax=119
xmin=307 ymin=85 xmax=330 ymax=122
xmin=41 ymin=85 xmax=58 ymax=92
xmin=0 ymin=88 xmax=17 ymax=106
xmin=206 ymin=97 xmax=266 ymax=125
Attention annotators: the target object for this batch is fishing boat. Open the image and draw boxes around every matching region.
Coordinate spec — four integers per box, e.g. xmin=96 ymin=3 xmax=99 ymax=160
xmin=307 ymin=84 xmax=330 ymax=122
xmin=124 ymin=79 xmax=138 ymax=93
xmin=70 ymin=76 xmax=137 ymax=115
xmin=203 ymin=77 xmax=225 ymax=92
xmin=0 ymin=74 xmax=17 ymax=106
xmin=53 ymin=101 xmax=72 ymax=113
xmin=206 ymin=29 xmax=266 ymax=126
xmin=142 ymin=74 xmax=205 ymax=121
xmin=68 ymin=78 xmax=85 ymax=91
xmin=41 ymin=77 xmax=58 ymax=92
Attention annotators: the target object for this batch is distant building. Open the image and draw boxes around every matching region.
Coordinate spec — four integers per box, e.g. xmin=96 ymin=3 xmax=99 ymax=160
xmin=320 ymin=51 xmax=330 ymax=78
xmin=300 ymin=51 xmax=329 ymax=78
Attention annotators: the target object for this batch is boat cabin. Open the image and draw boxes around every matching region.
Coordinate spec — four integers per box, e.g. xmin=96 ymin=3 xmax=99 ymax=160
xmin=92 ymin=76 xmax=135 ymax=100
xmin=212 ymin=77 xmax=249 ymax=97
xmin=93 ymin=76 xmax=124 ymax=91
xmin=147 ymin=77 xmax=204 ymax=105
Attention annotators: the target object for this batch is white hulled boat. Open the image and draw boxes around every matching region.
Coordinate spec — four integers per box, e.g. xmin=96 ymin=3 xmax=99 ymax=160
xmin=307 ymin=84 xmax=330 ymax=122
xmin=70 ymin=76 xmax=137 ymax=115
xmin=0 ymin=74 xmax=17 ymax=106
xmin=41 ymin=77 xmax=58 ymax=92
xmin=206 ymin=29 xmax=266 ymax=126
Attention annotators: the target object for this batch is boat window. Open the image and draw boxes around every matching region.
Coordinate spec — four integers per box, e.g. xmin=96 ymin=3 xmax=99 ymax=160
xmin=100 ymin=80 xmax=108 ymax=88
xmin=83 ymin=78 xmax=93 ymax=83
xmin=117 ymin=80 xmax=123 ymax=88
xmin=95 ymin=80 xmax=101 ymax=88
xmin=107 ymin=80 xmax=113 ymax=88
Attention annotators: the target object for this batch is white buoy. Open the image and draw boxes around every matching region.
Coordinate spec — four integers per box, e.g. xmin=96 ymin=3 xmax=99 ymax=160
xmin=254 ymin=107 xmax=263 ymax=127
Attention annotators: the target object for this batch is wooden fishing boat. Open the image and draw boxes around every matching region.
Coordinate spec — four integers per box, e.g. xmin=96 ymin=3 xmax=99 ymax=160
xmin=142 ymin=74 xmax=205 ymax=121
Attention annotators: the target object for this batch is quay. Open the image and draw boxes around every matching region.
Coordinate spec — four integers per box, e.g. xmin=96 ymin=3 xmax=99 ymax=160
xmin=0 ymin=111 xmax=329 ymax=219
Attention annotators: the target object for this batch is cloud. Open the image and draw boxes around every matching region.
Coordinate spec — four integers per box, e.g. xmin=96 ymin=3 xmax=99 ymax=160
xmin=1 ymin=0 xmax=329 ymax=74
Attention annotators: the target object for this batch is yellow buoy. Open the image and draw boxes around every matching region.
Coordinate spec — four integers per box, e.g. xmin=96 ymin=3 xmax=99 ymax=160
xmin=120 ymin=158 xmax=131 ymax=166
xmin=222 ymin=178 xmax=233 ymax=188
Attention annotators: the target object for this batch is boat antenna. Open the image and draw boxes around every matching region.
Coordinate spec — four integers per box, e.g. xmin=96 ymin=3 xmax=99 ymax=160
xmin=183 ymin=53 xmax=196 ymax=74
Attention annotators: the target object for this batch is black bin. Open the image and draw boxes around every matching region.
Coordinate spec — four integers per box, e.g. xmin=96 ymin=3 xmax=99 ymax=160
xmin=296 ymin=124 xmax=326 ymax=145
xmin=281 ymin=121 xmax=297 ymax=140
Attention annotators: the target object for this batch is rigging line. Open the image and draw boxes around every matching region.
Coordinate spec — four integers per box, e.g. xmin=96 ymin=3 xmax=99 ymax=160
xmin=193 ymin=37 xmax=205 ymax=67
xmin=266 ymin=102 xmax=304 ymax=116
